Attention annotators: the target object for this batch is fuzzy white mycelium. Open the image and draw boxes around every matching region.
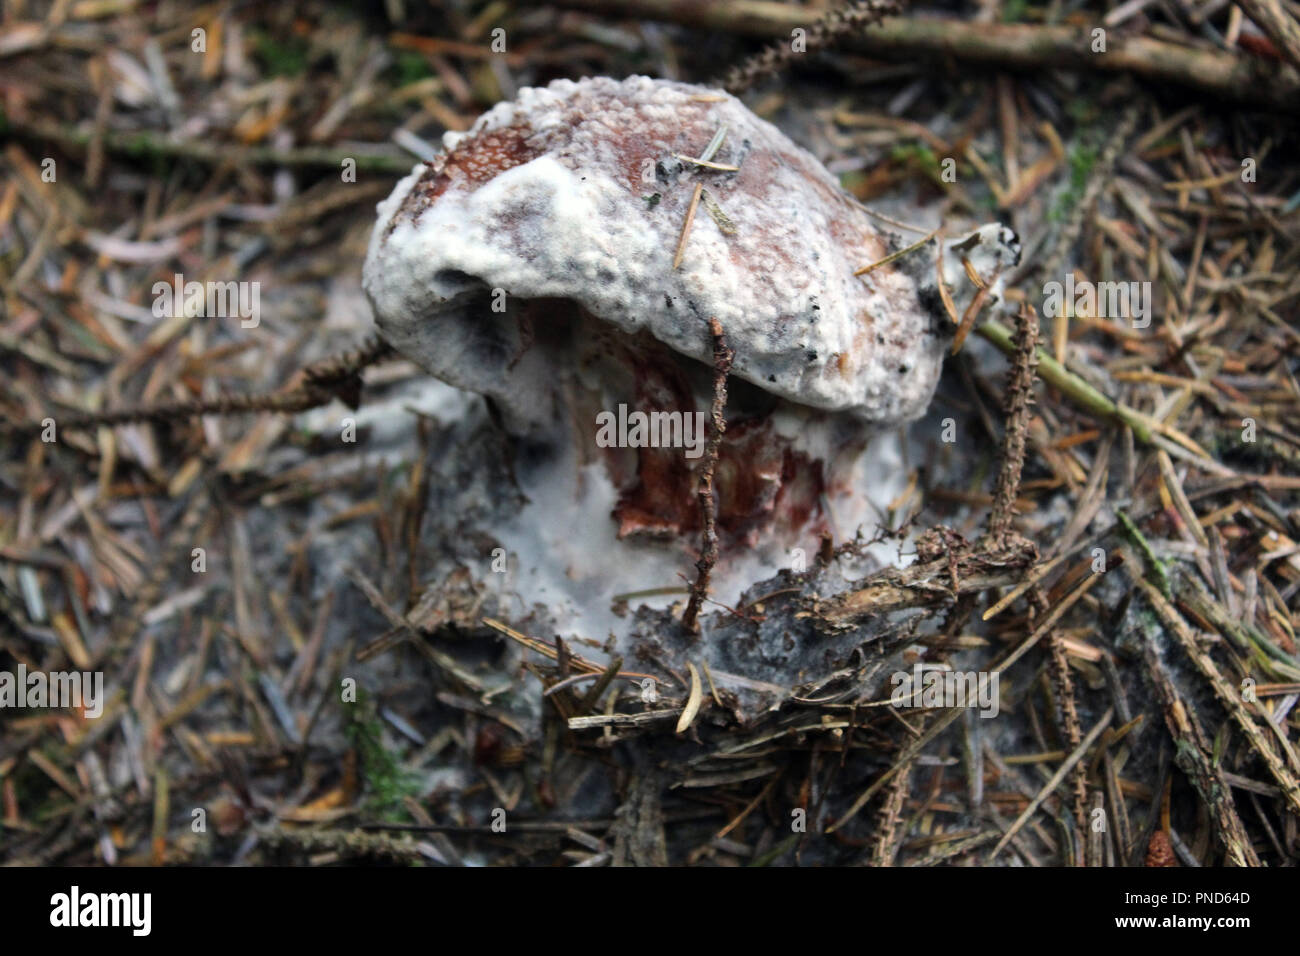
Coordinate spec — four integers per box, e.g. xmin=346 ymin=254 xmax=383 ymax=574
xmin=362 ymin=75 xmax=1019 ymax=642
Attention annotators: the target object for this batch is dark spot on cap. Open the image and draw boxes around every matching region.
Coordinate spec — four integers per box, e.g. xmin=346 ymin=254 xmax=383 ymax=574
xmin=655 ymin=158 xmax=683 ymax=185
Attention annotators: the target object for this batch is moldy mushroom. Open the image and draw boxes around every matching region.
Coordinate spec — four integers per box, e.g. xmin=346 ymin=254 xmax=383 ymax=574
xmin=362 ymin=75 xmax=1019 ymax=635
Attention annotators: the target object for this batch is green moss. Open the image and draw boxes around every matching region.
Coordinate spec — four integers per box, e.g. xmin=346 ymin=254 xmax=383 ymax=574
xmin=1065 ymin=98 xmax=1102 ymax=126
xmin=890 ymin=142 xmax=951 ymax=189
xmin=252 ymin=31 xmax=311 ymax=77
xmin=343 ymin=692 xmax=420 ymax=822
xmin=1002 ymin=0 xmax=1030 ymax=22
xmin=392 ymin=51 xmax=432 ymax=87
xmin=1050 ymin=137 xmax=1100 ymax=223
xmin=1069 ymin=141 xmax=1099 ymax=194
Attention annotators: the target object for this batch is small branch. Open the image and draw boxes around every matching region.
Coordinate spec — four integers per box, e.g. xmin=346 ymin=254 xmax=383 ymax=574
xmin=983 ymin=302 xmax=1039 ymax=548
xmin=986 ymin=708 xmax=1114 ymax=863
xmin=716 ymin=0 xmax=902 ymax=94
xmin=0 ymin=335 xmax=395 ymax=440
xmin=1236 ymin=0 xmax=1300 ymax=71
xmin=1037 ymin=586 xmax=1090 ymax=851
xmin=258 ymin=826 xmax=426 ymax=864
xmin=4 ymin=116 xmax=415 ymax=173
xmin=682 ymin=318 xmax=733 ymax=635
xmin=1131 ymin=573 xmax=1300 ymax=816
xmin=568 ymin=709 xmax=683 ymax=730
xmin=815 ymin=542 xmax=1033 ymax=629
xmin=672 ymin=181 xmax=704 ymax=270
xmin=870 ymin=745 xmax=916 ymax=866
xmin=1136 ymin=605 xmax=1262 ymax=866
xmin=548 ymin=1 xmax=1300 ymax=110
xmin=974 ymin=319 xmax=1220 ymax=471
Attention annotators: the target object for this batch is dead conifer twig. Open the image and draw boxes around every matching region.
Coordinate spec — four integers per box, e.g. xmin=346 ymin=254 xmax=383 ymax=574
xmin=1235 ymin=0 xmax=1300 ymax=71
xmin=1037 ymin=587 xmax=1090 ymax=848
xmin=5 ymin=116 xmax=414 ymax=173
xmin=1131 ymin=574 xmax=1300 ymax=816
xmin=871 ymin=746 xmax=916 ymax=866
xmin=1133 ymin=579 xmax=1262 ymax=866
xmin=0 ymin=334 xmax=395 ymax=440
xmin=984 ymin=302 xmax=1039 ymax=548
xmin=682 ymin=318 xmax=734 ymax=634
xmin=987 ymin=708 xmax=1114 ymax=862
xmin=549 ymin=1 xmax=1300 ymax=109
xmin=715 ymin=0 xmax=903 ymax=94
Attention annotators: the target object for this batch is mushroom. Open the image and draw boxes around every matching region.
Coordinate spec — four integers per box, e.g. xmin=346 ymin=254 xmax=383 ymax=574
xmin=362 ymin=75 xmax=1019 ymax=635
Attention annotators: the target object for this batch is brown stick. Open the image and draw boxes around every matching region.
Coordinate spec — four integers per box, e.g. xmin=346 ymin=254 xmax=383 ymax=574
xmin=1236 ymin=0 xmax=1300 ymax=71
xmin=814 ymin=546 xmax=1032 ymax=628
xmin=3 ymin=116 xmax=414 ymax=174
xmin=1132 ymin=574 xmax=1300 ymax=817
xmin=1137 ymin=609 xmax=1262 ymax=866
xmin=0 ymin=334 xmax=394 ymax=440
xmin=716 ymin=0 xmax=901 ymax=94
xmin=984 ymin=302 xmax=1039 ymax=548
xmin=682 ymin=318 xmax=734 ymax=635
xmin=870 ymin=749 xmax=915 ymax=866
xmin=1038 ymin=587 xmax=1090 ymax=853
xmin=548 ymin=1 xmax=1300 ymax=110
xmin=986 ymin=708 xmax=1114 ymax=862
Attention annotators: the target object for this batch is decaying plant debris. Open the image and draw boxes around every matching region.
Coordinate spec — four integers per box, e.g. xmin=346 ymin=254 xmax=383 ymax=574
xmin=1 ymin=1 xmax=1299 ymax=867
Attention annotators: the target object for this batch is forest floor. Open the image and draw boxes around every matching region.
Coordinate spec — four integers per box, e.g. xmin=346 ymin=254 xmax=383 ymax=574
xmin=1 ymin=0 xmax=1299 ymax=866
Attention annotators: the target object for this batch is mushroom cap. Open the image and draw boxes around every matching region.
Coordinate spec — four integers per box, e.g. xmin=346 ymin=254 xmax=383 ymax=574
xmin=363 ymin=75 xmax=956 ymax=431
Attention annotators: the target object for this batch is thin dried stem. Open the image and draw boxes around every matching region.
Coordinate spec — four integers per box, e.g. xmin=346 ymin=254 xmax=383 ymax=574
xmin=682 ymin=318 xmax=734 ymax=635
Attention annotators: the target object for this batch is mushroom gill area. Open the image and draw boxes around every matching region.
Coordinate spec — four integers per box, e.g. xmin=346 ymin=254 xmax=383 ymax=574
xmin=358 ymin=76 xmax=947 ymax=636
xmin=443 ymin=287 xmax=864 ymax=551
xmin=470 ymin=297 xmax=908 ymax=643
